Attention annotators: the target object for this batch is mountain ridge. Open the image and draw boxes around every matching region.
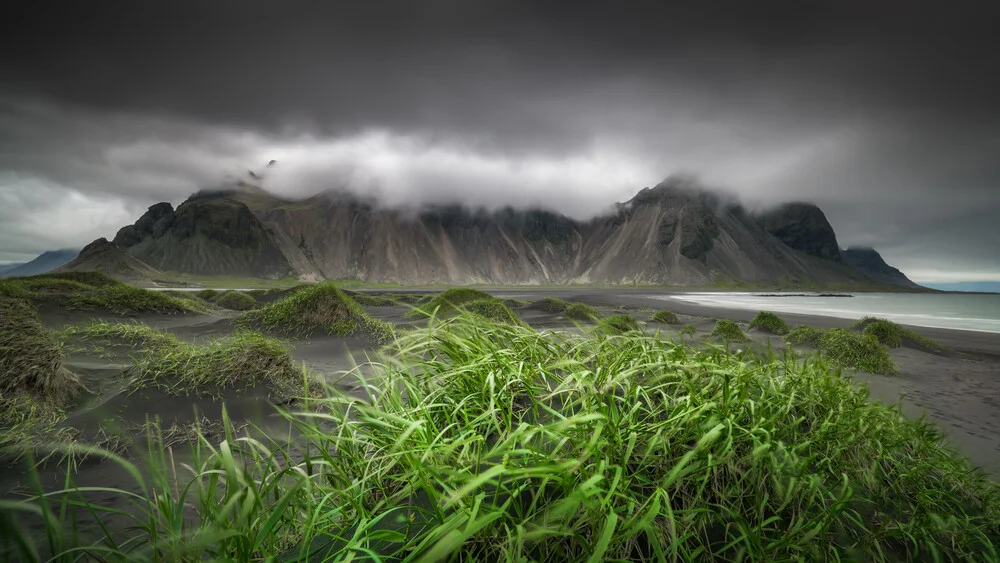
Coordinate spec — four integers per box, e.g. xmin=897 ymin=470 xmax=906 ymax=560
xmin=71 ymin=179 xmax=922 ymax=289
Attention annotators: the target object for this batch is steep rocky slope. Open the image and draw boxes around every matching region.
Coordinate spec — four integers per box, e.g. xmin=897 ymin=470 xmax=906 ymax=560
xmin=112 ymin=190 xmax=292 ymax=278
xmin=842 ymin=246 xmax=921 ymax=289
xmin=91 ymin=179 xmax=918 ymax=288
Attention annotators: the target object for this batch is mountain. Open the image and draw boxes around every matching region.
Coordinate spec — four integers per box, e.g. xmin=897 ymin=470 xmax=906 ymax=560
xmin=0 ymin=262 xmax=26 ymax=275
xmin=0 ymin=249 xmax=79 ymax=278
xmin=921 ymin=282 xmax=1000 ymax=293
xmin=841 ymin=247 xmax=921 ymax=289
xmin=87 ymin=178 xmax=918 ymax=288
xmin=112 ymin=191 xmax=291 ymax=277
xmin=56 ymin=238 xmax=163 ymax=281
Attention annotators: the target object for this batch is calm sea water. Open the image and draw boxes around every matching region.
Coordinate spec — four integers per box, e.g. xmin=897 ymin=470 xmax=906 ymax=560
xmin=659 ymin=292 xmax=1000 ymax=334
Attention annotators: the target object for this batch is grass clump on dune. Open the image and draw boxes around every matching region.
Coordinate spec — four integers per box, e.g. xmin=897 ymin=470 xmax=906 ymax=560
xmin=8 ymin=315 xmax=1000 ymax=561
xmin=502 ymin=298 xmax=531 ymax=309
xmin=405 ymin=287 xmax=495 ymax=319
xmin=0 ymin=271 xmax=124 ymax=300
xmin=238 ymin=282 xmax=394 ymax=342
xmin=132 ymin=331 xmax=303 ymax=397
xmin=213 ymin=290 xmax=258 ymax=311
xmin=65 ymin=321 xmax=304 ymax=397
xmin=710 ymin=319 xmax=751 ymax=344
xmin=196 ymin=288 xmax=221 ymax=300
xmin=786 ymin=325 xmax=898 ymax=376
xmin=67 ymin=285 xmax=193 ymax=315
xmin=785 ymin=325 xmax=826 ymax=346
xmin=821 ymin=328 xmax=898 ymax=376
xmin=854 ymin=317 xmax=946 ymax=353
xmin=650 ymin=309 xmax=680 ymax=324
xmin=345 ymin=291 xmax=398 ymax=307
xmin=464 ymin=299 xmax=528 ymax=327
xmin=599 ymin=313 xmax=641 ymax=334
xmin=680 ymin=323 xmax=697 ymax=337
xmin=749 ymin=311 xmax=790 ymax=335
xmin=534 ymin=297 xmax=569 ymax=313
xmin=565 ymin=302 xmax=600 ymax=320
xmin=29 ymin=271 xmax=121 ymax=287
xmin=0 ymin=298 xmax=84 ymax=454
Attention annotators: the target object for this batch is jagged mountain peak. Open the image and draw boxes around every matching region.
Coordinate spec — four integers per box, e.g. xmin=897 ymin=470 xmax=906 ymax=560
xmin=88 ymin=182 xmax=917 ymax=288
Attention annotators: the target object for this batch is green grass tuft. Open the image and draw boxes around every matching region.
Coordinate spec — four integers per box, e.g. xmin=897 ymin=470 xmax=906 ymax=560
xmin=599 ymin=314 xmax=641 ymax=334
xmin=406 ymin=287 xmax=496 ymax=319
xmin=785 ymin=325 xmax=826 ymax=347
xmin=534 ymin=297 xmax=569 ymax=313
xmin=650 ymin=309 xmax=680 ymax=324
xmin=854 ymin=317 xmax=946 ymax=353
xmin=820 ymin=328 xmax=898 ymax=376
xmin=22 ymin=270 xmax=122 ymax=288
xmin=346 ymin=291 xmax=398 ymax=307
xmin=1 ymin=297 xmax=84 ymax=456
xmin=748 ymin=311 xmax=790 ymax=335
xmin=565 ymin=302 xmax=600 ymax=320
xmin=680 ymin=323 xmax=697 ymax=337
xmin=6 ymin=317 xmax=1000 ymax=560
xmin=196 ymin=288 xmax=221 ymax=300
xmin=213 ymin=290 xmax=258 ymax=311
xmin=464 ymin=299 xmax=529 ymax=327
xmin=237 ymin=282 xmax=394 ymax=342
xmin=67 ymin=285 xmax=193 ymax=315
xmin=711 ymin=319 xmax=751 ymax=344
xmin=501 ymin=298 xmax=531 ymax=309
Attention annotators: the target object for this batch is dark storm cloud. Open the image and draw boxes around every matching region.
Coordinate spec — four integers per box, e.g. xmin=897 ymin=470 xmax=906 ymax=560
xmin=1 ymin=1 xmax=999 ymax=280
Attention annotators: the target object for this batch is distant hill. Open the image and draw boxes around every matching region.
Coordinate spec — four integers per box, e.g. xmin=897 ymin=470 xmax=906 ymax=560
xmin=83 ymin=178 xmax=920 ymax=288
xmin=0 ymin=262 xmax=27 ymax=275
xmin=56 ymin=238 xmax=162 ymax=281
xmin=0 ymin=249 xmax=78 ymax=278
xmin=922 ymin=281 xmax=1000 ymax=293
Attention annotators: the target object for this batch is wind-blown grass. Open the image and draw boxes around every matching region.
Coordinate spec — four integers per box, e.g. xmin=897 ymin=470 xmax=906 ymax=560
xmin=1 ymin=297 xmax=84 ymax=456
xmin=0 ymin=271 xmax=123 ymax=300
xmin=854 ymin=317 xmax=947 ymax=353
xmin=650 ymin=309 xmax=680 ymax=324
xmin=464 ymin=299 xmax=528 ymax=327
xmin=534 ymin=297 xmax=569 ymax=313
xmin=196 ymin=288 xmax=221 ymax=300
xmin=237 ymin=282 xmax=394 ymax=342
xmin=748 ymin=311 xmax=790 ymax=335
xmin=785 ymin=325 xmax=898 ymax=376
xmin=785 ymin=325 xmax=826 ymax=347
xmin=599 ymin=313 xmax=641 ymax=334
xmin=67 ymin=285 xmax=193 ymax=315
xmin=710 ymin=319 xmax=751 ymax=344
xmin=405 ymin=288 xmax=495 ymax=319
xmin=4 ymin=315 xmax=999 ymax=561
xmin=213 ymin=290 xmax=258 ymax=311
xmin=564 ymin=302 xmax=600 ymax=320
xmin=820 ymin=328 xmax=899 ymax=376
xmin=64 ymin=321 xmax=305 ymax=397
xmin=679 ymin=324 xmax=697 ymax=338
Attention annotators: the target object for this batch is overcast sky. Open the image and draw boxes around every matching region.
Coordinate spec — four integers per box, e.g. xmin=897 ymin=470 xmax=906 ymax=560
xmin=2 ymin=1 xmax=998 ymax=282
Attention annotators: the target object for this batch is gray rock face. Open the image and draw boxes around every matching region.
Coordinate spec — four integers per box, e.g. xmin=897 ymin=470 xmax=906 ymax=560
xmin=94 ymin=180 xmax=917 ymax=288
xmin=57 ymin=238 xmax=162 ymax=281
xmin=112 ymin=193 xmax=292 ymax=278
xmin=756 ymin=203 xmax=843 ymax=263
xmin=842 ymin=247 xmax=921 ymax=289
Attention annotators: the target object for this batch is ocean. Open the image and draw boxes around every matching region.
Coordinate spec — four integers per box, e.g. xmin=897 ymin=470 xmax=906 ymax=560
xmin=658 ymin=292 xmax=1000 ymax=334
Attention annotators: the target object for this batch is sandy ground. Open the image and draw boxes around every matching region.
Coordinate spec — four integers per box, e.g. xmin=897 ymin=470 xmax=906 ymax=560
xmin=5 ymin=287 xmax=1000 ymax=546
xmin=480 ymin=289 xmax=1000 ymax=477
